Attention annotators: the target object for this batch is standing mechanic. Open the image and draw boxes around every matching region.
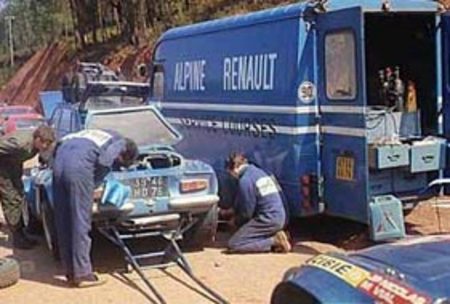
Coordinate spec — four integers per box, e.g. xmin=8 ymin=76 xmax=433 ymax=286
xmin=224 ymin=152 xmax=291 ymax=253
xmin=53 ymin=129 xmax=138 ymax=288
xmin=0 ymin=125 xmax=56 ymax=249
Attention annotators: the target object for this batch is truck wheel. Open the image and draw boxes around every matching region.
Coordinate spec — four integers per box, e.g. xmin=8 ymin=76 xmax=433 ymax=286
xmin=183 ymin=204 xmax=218 ymax=249
xmin=0 ymin=258 xmax=20 ymax=289
xmin=41 ymin=198 xmax=60 ymax=260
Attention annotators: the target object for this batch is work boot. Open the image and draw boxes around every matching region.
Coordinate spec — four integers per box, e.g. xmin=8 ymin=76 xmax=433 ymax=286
xmin=272 ymin=230 xmax=292 ymax=253
xmin=72 ymin=273 xmax=107 ymax=288
xmin=12 ymin=229 xmax=38 ymax=250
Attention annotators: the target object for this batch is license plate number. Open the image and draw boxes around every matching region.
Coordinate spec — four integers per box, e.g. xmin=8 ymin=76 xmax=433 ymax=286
xmin=336 ymin=156 xmax=354 ymax=181
xmin=128 ymin=177 xmax=168 ymax=198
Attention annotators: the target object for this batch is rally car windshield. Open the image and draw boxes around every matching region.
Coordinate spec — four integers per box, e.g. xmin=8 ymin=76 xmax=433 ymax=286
xmin=86 ymin=107 xmax=181 ymax=147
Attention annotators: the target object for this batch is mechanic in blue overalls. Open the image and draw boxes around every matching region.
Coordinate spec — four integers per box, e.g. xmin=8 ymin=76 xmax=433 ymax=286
xmin=52 ymin=129 xmax=138 ymax=288
xmin=224 ymin=152 xmax=291 ymax=253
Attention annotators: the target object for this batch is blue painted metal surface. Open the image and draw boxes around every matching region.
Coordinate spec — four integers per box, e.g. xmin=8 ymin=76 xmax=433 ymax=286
xmin=151 ymin=0 xmax=447 ymax=224
xmin=272 ymin=235 xmax=450 ymax=303
xmin=39 ymin=91 xmax=63 ymax=119
xmin=315 ymin=6 xmax=369 ymax=222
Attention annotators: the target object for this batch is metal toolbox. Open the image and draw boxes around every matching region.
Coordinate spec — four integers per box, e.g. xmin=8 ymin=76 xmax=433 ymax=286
xmin=410 ymin=138 xmax=446 ymax=173
xmin=369 ymin=170 xmax=392 ymax=195
xmin=392 ymin=170 xmax=428 ymax=193
xmin=369 ymin=144 xmax=409 ymax=170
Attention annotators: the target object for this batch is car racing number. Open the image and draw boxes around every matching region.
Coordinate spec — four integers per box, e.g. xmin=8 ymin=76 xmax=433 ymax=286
xmin=335 ymin=155 xmax=355 ymax=181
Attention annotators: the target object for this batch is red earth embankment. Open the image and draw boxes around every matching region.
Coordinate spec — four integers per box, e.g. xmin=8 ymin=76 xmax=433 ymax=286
xmin=0 ymin=41 xmax=152 ymax=109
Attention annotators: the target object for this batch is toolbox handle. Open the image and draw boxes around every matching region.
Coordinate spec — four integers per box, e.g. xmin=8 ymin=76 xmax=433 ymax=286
xmin=422 ymin=155 xmax=435 ymax=164
xmin=387 ymin=154 xmax=400 ymax=162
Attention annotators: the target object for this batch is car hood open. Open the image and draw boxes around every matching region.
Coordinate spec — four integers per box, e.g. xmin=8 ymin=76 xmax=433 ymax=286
xmin=84 ymin=105 xmax=182 ymax=149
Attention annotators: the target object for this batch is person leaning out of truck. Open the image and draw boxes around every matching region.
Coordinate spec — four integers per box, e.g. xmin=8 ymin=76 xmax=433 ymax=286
xmin=221 ymin=152 xmax=292 ymax=254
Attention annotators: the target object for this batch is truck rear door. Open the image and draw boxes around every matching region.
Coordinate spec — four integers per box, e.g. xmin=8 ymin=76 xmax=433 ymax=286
xmin=316 ymin=7 xmax=368 ymax=222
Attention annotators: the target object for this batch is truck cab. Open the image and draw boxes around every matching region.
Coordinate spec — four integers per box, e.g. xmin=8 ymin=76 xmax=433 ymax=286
xmin=149 ymin=0 xmax=450 ymax=240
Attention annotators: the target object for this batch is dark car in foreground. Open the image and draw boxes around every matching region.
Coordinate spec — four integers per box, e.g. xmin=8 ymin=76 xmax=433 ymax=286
xmin=271 ymin=235 xmax=450 ymax=304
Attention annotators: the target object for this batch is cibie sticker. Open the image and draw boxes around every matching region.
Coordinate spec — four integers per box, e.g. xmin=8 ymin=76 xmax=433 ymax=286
xmin=298 ymin=81 xmax=316 ymax=104
xmin=306 ymin=254 xmax=370 ymax=287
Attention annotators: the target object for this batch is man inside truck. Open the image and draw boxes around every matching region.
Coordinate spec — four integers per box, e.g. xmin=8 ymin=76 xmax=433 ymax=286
xmin=223 ymin=152 xmax=291 ymax=254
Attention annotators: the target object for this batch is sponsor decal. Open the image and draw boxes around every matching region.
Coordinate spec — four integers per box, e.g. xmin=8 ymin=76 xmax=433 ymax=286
xmin=306 ymin=254 xmax=370 ymax=287
xmin=358 ymin=273 xmax=432 ymax=304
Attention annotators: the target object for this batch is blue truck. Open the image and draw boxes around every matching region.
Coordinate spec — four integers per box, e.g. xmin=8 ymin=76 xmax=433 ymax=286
xmin=148 ymin=0 xmax=450 ymax=240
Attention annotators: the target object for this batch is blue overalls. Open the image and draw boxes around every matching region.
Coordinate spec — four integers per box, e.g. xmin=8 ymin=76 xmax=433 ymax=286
xmin=228 ymin=164 xmax=286 ymax=253
xmin=52 ymin=129 xmax=127 ymax=279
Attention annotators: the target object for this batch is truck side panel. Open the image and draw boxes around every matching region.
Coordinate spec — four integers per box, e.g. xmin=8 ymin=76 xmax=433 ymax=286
xmin=154 ymin=14 xmax=318 ymax=216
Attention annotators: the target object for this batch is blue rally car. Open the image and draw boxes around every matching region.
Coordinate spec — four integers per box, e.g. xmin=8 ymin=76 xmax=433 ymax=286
xmin=271 ymin=235 xmax=450 ymax=304
xmin=23 ymin=103 xmax=220 ymax=256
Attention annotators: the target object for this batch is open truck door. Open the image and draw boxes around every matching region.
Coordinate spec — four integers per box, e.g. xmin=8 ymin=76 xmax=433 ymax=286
xmin=442 ymin=13 xmax=450 ymax=158
xmin=316 ymin=7 xmax=368 ymax=222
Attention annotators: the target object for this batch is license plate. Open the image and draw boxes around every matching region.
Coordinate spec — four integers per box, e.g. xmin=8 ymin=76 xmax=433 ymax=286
xmin=126 ymin=176 xmax=168 ymax=199
xmin=336 ymin=156 xmax=354 ymax=181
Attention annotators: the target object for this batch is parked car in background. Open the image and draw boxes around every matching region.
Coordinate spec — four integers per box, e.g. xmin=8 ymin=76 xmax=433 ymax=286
xmin=2 ymin=113 xmax=45 ymax=135
xmin=0 ymin=105 xmax=37 ymax=119
xmin=69 ymin=62 xmax=121 ymax=103
xmin=271 ymin=235 xmax=450 ymax=304
xmin=0 ymin=105 xmax=42 ymax=134
xmin=47 ymin=81 xmax=150 ymax=139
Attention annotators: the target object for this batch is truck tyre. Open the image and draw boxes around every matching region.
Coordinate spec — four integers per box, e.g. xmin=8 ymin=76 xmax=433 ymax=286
xmin=41 ymin=197 xmax=60 ymax=260
xmin=0 ymin=258 xmax=20 ymax=289
xmin=183 ymin=204 xmax=218 ymax=249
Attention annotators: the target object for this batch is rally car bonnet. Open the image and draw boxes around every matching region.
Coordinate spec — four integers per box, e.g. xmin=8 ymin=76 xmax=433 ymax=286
xmin=352 ymin=235 xmax=450 ymax=295
xmin=84 ymin=105 xmax=182 ymax=149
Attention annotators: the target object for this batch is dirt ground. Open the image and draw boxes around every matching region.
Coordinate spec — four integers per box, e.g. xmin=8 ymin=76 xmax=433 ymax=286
xmin=1 ymin=199 xmax=449 ymax=304
xmin=0 ymin=224 xmax=339 ymax=304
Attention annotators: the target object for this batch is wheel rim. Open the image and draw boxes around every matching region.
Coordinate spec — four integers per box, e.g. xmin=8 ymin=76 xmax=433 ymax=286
xmin=41 ymin=206 xmax=53 ymax=252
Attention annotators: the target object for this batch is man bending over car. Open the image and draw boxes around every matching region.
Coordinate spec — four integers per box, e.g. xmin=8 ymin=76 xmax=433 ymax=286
xmin=52 ymin=129 xmax=138 ymax=288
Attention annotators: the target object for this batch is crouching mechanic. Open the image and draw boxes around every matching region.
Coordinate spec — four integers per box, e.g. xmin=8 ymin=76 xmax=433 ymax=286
xmin=224 ymin=152 xmax=291 ymax=253
xmin=52 ymin=129 xmax=138 ymax=288
xmin=0 ymin=125 xmax=55 ymax=249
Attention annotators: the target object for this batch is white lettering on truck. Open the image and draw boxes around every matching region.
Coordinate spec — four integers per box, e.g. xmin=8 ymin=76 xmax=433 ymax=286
xmin=223 ymin=53 xmax=278 ymax=91
xmin=173 ymin=60 xmax=206 ymax=91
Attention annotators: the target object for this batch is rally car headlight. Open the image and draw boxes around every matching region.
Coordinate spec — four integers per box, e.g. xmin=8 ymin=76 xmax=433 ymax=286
xmin=180 ymin=179 xmax=208 ymax=193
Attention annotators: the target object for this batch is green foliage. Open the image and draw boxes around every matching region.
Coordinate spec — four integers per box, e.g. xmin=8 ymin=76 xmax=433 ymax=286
xmin=0 ymin=0 xmax=297 ymax=87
